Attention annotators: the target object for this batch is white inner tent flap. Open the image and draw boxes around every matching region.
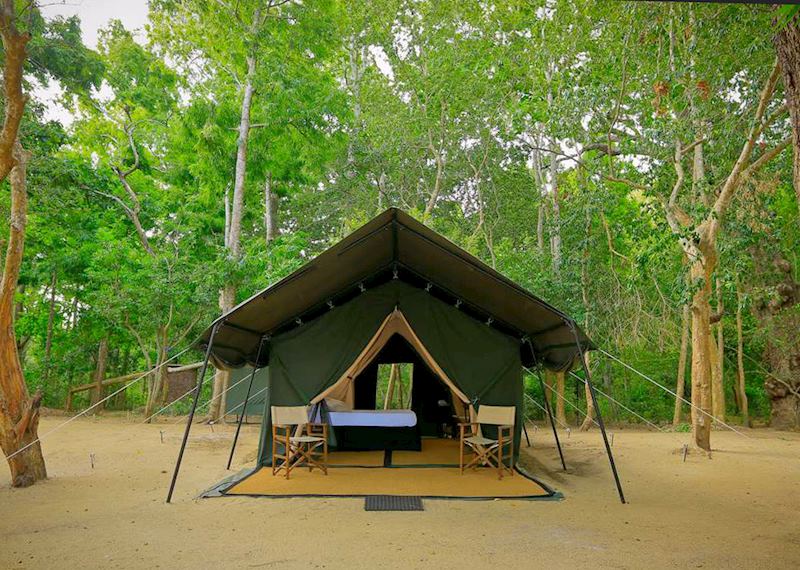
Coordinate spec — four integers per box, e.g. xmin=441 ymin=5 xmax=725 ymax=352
xmin=311 ymin=309 xmax=471 ymax=408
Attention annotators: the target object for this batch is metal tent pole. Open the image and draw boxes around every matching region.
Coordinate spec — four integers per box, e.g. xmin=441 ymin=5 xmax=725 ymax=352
xmin=534 ymin=367 xmax=567 ymax=471
xmin=522 ymin=422 xmax=531 ymax=447
xmin=567 ymin=320 xmax=626 ymax=504
xmin=226 ymin=336 xmax=266 ymax=470
xmin=166 ymin=322 xmax=220 ymax=503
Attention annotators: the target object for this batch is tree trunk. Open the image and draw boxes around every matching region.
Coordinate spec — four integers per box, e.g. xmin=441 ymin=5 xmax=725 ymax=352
xmin=579 ymin=204 xmax=594 ymax=431
xmin=88 ymin=337 xmax=109 ymax=414
xmin=0 ymin=142 xmax=47 ymax=487
xmin=228 ymin=56 xmax=255 ymax=260
xmin=545 ymin=63 xmax=562 ymax=276
xmin=264 ymin=172 xmax=278 ymax=245
xmin=578 ymin=357 xmax=596 ymax=431
xmin=42 ymin=270 xmax=57 ymax=387
xmin=14 ymin=283 xmax=27 ymax=359
xmin=536 ymin=202 xmax=545 ymax=253
xmin=735 ymin=281 xmax=750 ymax=427
xmin=110 ymin=345 xmax=130 ymax=410
xmin=223 ymin=182 xmax=231 ymax=247
xmin=774 ymin=18 xmax=800 ymax=206
xmin=346 ymin=34 xmax=365 ymax=173
xmin=554 ymin=371 xmax=566 ymax=426
xmin=423 ymin=102 xmax=446 ymax=218
xmin=531 ymin=144 xmax=546 ymax=254
xmin=208 ymin=51 xmax=257 ymax=422
xmin=70 ymin=295 xmax=78 ymax=330
xmin=751 ymin=251 xmax=800 ymax=429
xmin=207 ymin=285 xmax=235 ymax=421
xmin=673 ymin=302 xmax=690 ymax=426
xmin=548 ymin=143 xmax=561 ymax=276
xmin=710 ymin=278 xmax=725 ymax=421
xmin=145 ymin=342 xmax=170 ymax=419
xmin=0 ymin=14 xmax=30 ymax=183
xmin=689 ymin=257 xmax=714 ymax=451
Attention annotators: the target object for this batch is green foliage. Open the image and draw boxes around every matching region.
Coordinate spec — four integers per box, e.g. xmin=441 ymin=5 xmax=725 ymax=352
xmin=7 ymin=1 xmax=796 ymax=428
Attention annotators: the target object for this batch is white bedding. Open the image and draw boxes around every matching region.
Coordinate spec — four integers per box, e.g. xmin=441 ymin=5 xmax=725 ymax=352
xmin=327 ymin=409 xmax=417 ymax=428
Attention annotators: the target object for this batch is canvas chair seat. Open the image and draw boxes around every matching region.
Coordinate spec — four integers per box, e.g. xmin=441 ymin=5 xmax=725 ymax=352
xmin=291 ymin=435 xmax=325 ymax=443
xmin=464 ymin=435 xmax=496 ymax=446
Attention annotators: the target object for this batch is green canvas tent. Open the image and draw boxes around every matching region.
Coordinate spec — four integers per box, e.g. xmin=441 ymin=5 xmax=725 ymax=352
xmin=168 ymin=209 xmax=625 ymax=504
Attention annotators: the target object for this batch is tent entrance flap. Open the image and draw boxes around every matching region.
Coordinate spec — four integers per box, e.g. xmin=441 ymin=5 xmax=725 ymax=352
xmin=311 ymin=309 xmax=470 ymax=408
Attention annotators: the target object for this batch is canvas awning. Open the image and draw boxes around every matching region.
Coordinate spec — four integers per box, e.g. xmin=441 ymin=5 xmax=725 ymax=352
xmin=200 ymin=208 xmax=591 ymax=371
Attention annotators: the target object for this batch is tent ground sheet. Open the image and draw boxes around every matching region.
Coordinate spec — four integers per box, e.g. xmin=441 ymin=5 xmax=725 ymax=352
xmin=219 ymin=439 xmax=557 ymax=500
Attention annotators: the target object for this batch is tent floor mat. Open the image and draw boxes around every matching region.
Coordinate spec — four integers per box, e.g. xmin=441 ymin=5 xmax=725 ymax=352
xmin=365 ymin=495 xmax=424 ymax=511
xmin=391 ymin=437 xmax=461 ymax=466
xmin=325 ymin=437 xmax=498 ymax=468
xmin=220 ymin=465 xmax=556 ymax=500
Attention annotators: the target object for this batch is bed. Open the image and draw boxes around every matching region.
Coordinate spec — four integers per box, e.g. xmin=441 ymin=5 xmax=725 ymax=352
xmin=327 ymin=409 xmax=417 ymax=428
xmin=314 ymin=405 xmax=421 ymax=452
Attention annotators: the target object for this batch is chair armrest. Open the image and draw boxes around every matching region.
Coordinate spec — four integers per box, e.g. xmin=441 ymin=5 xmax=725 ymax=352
xmin=459 ymin=422 xmax=478 ymax=438
xmin=497 ymin=425 xmax=513 ymax=444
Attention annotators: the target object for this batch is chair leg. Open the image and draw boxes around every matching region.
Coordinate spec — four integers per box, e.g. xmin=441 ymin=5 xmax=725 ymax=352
xmin=459 ymin=439 xmax=464 ymax=474
xmin=323 ymin=438 xmax=328 ymax=475
xmin=498 ymin=446 xmax=503 ymax=480
xmin=285 ymin=433 xmax=292 ymax=479
xmin=498 ymin=434 xmax=504 ymax=480
xmin=272 ymin=439 xmax=276 ymax=477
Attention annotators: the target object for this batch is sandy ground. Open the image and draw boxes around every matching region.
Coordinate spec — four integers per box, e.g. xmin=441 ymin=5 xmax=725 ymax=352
xmin=2 ymin=416 xmax=799 ymax=569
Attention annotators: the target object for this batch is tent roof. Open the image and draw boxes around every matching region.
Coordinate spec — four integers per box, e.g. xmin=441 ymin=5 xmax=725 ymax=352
xmin=200 ymin=208 xmax=591 ymax=370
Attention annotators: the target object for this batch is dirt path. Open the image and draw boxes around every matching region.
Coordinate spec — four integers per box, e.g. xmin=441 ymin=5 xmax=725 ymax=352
xmin=1 ymin=416 xmax=799 ymax=569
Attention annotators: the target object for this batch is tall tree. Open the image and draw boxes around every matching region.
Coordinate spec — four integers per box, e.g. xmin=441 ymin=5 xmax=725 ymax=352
xmin=1 ymin=4 xmax=102 ymax=485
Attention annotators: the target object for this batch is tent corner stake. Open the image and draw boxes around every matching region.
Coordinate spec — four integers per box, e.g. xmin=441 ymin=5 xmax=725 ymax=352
xmin=166 ymin=322 xmax=220 ymax=504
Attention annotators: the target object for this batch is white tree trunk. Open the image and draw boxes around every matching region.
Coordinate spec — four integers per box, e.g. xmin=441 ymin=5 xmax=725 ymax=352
xmin=208 ymin=53 xmax=257 ymax=422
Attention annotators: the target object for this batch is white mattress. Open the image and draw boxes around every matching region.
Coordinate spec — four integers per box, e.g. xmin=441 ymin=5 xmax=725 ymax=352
xmin=327 ymin=409 xmax=417 ymax=428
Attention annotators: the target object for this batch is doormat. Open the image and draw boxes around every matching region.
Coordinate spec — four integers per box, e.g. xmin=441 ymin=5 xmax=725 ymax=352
xmin=364 ymin=495 xmax=424 ymax=511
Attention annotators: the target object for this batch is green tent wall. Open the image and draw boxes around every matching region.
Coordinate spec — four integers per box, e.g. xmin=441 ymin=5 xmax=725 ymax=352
xmin=253 ymin=280 xmax=522 ymax=465
xmin=225 ymin=367 xmax=268 ymax=417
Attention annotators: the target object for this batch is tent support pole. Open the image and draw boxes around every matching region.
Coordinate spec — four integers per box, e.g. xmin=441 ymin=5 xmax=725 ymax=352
xmin=567 ymin=321 xmax=626 ymax=504
xmin=166 ymin=322 xmax=220 ymax=503
xmin=226 ymin=336 xmax=266 ymax=470
xmin=534 ymin=367 xmax=567 ymax=470
xmin=522 ymin=422 xmax=531 ymax=447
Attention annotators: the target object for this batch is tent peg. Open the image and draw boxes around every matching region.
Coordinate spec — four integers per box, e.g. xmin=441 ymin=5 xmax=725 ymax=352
xmin=327 ymin=300 xmax=335 ymax=310
xmin=359 ymin=282 xmax=366 ymax=293
xmin=392 ymin=266 xmax=399 ymax=279
xmin=295 ymin=318 xmax=303 ymax=326
xmin=455 ymin=299 xmax=462 ymax=309
xmin=485 ymin=317 xmax=493 ymax=326
xmin=425 ymin=283 xmax=432 ymax=292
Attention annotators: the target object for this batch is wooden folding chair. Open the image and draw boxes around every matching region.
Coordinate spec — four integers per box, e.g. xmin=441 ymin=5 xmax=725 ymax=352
xmin=459 ymin=405 xmax=515 ymax=479
xmin=271 ymin=405 xmax=328 ymax=479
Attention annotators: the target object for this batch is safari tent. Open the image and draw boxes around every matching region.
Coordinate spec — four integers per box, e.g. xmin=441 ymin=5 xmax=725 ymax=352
xmin=167 ymin=208 xmax=624 ymax=503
